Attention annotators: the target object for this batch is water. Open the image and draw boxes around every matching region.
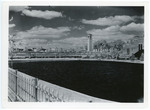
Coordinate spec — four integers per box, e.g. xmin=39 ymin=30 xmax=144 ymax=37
xmin=9 ymin=60 xmax=144 ymax=102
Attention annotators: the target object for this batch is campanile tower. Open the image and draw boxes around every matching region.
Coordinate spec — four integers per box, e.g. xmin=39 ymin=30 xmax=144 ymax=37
xmin=87 ymin=34 xmax=93 ymax=52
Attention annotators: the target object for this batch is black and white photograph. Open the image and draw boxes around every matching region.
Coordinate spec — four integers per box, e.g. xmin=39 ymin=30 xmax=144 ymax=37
xmin=1 ymin=1 xmax=148 ymax=107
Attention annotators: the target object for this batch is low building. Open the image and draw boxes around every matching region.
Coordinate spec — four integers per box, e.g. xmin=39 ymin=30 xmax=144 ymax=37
xmin=130 ymin=44 xmax=144 ymax=61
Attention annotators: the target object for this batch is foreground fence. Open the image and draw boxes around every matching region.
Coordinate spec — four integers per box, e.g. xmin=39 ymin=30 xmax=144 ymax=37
xmin=8 ymin=68 xmax=70 ymax=102
xmin=8 ymin=68 xmax=113 ymax=102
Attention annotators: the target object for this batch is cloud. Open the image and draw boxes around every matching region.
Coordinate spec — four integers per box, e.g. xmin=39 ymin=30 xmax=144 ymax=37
xmin=14 ymin=25 xmax=70 ymax=40
xmin=23 ymin=39 xmax=48 ymax=44
xmin=72 ymin=26 xmax=84 ymax=30
xmin=120 ymin=22 xmax=144 ymax=35
xmin=86 ymin=22 xmax=143 ymax=41
xmin=9 ymin=24 xmax=16 ymax=28
xmin=21 ymin=9 xmax=63 ymax=20
xmin=87 ymin=25 xmax=121 ymax=36
xmin=57 ymin=37 xmax=87 ymax=46
xmin=15 ymin=36 xmax=88 ymax=49
xmin=87 ymin=25 xmax=126 ymax=41
xmin=9 ymin=6 xmax=29 ymax=12
xmin=16 ymin=39 xmax=48 ymax=48
xmin=51 ymin=37 xmax=87 ymax=49
xmin=82 ymin=15 xmax=134 ymax=26
xmin=12 ymin=25 xmax=71 ymax=48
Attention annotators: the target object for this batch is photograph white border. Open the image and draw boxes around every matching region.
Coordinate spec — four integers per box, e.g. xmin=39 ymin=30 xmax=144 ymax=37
xmin=1 ymin=0 xmax=149 ymax=109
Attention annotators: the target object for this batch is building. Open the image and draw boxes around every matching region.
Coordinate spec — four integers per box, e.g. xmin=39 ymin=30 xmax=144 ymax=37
xmin=133 ymin=44 xmax=144 ymax=60
xmin=87 ymin=34 xmax=93 ymax=52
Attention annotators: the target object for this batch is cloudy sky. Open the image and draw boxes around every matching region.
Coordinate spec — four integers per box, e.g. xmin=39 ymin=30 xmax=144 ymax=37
xmin=9 ymin=6 xmax=144 ymax=49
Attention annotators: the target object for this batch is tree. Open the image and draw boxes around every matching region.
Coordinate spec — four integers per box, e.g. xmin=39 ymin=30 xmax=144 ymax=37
xmin=93 ymin=40 xmax=107 ymax=51
xmin=9 ymin=35 xmax=16 ymax=59
xmin=93 ymin=41 xmax=99 ymax=51
xmin=105 ymin=43 xmax=111 ymax=52
xmin=113 ymin=40 xmax=125 ymax=51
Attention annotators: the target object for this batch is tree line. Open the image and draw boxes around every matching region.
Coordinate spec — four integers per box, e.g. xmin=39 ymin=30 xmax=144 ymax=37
xmin=93 ymin=39 xmax=125 ymax=52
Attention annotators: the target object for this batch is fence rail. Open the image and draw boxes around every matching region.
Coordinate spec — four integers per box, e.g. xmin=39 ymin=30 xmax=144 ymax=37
xmin=8 ymin=68 xmax=68 ymax=102
xmin=8 ymin=68 xmax=113 ymax=102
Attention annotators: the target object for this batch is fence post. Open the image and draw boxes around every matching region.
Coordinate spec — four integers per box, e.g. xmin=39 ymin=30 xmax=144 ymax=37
xmin=34 ymin=78 xmax=38 ymax=102
xmin=15 ymin=70 xmax=18 ymax=101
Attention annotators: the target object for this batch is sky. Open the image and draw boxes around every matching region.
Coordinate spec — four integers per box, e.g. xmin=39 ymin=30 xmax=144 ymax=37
xmin=9 ymin=6 xmax=144 ymax=49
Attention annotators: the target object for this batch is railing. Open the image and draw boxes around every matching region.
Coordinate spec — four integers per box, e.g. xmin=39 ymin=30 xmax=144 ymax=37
xmin=8 ymin=68 xmax=68 ymax=102
xmin=8 ymin=68 xmax=113 ymax=102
